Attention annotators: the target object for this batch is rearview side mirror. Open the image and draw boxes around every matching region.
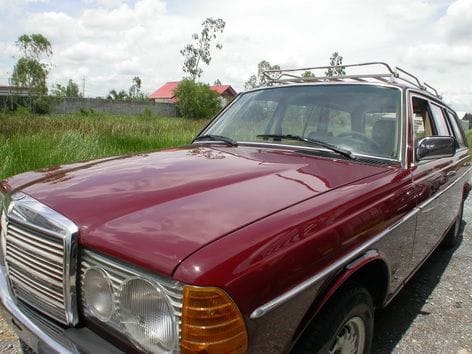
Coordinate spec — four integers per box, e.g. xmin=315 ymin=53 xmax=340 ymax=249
xmin=416 ymin=136 xmax=456 ymax=161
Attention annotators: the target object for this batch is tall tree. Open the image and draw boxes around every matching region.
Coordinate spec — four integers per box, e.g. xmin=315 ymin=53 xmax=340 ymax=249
xmin=326 ymin=52 xmax=345 ymax=77
xmin=173 ymin=79 xmax=221 ymax=119
xmin=181 ymin=18 xmax=226 ymax=80
xmin=302 ymin=71 xmax=316 ymax=79
xmin=128 ymin=76 xmax=146 ymax=100
xmin=11 ymin=34 xmax=52 ymax=95
xmin=52 ymin=79 xmax=81 ymax=97
xmin=107 ymin=89 xmax=128 ymax=100
xmin=244 ymin=60 xmax=281 ymax=89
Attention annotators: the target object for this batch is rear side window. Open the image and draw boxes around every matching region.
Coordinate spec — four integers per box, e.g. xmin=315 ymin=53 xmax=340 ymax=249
xmin=429 ymin=104 xmax=450 ymax=136
xmin=445 ymin=110 xmax=467 ymax=148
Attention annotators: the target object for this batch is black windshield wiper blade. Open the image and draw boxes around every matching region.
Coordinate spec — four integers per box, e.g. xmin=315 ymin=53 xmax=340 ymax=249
xmin=256 ymin=134 xmax=356 ymax=160
xmin=194 ymin=134 xmax=238 ymax=146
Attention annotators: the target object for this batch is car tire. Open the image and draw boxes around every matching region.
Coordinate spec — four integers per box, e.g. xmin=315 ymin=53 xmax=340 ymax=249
xmin=19 ymin=340 xmax=34 ymax=354
xmin=442 ymin=200 xmax=464 ymax=248
xmin=293 ymin=283 xmax=373 ymax=354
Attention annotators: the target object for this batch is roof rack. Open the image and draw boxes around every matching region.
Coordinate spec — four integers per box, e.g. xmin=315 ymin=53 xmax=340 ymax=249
xmin=262 ymin=62 xmax=442 ymax=99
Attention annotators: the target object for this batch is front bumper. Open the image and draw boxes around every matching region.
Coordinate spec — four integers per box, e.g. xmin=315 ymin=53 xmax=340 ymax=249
xmin=0 ymin=265 xmax=123 ymax=354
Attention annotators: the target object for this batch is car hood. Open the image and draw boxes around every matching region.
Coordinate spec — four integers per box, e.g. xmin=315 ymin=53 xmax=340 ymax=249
xmin=5 ymin=145 xmax=392 ymax=276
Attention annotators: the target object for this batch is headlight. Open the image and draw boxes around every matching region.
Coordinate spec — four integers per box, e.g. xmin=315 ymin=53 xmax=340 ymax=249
xmin=119 ymin=278 xmax=176 ymax=352
xmin=81 ymin=250 xmax=248 ymax=354
xmin=80 ymin=250 xmax=181 ymax=353
xmin=83 ymin=267 xmax=114 ymax=322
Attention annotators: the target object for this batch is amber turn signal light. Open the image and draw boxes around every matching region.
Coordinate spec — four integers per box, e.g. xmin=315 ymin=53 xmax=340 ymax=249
xmin=181 ymin=286 xmax=248 ymax=354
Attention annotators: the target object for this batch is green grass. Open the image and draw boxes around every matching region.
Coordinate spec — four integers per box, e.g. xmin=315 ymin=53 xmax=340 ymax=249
xmin=465 ymin=129 xmax=472 ymax=148
xmin=0 ymin=112 xmax=209 ymax=179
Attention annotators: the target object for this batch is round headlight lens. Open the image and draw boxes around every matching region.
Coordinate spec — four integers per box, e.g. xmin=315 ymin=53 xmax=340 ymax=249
xmin=83 ymin=267 xmax=114 ymax=322
xmin=119 ymin=278 xmax=176 ymax=353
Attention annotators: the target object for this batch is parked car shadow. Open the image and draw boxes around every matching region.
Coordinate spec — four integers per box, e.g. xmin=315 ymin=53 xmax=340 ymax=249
xmin=371 ymin=220 xmax=466 ymax=354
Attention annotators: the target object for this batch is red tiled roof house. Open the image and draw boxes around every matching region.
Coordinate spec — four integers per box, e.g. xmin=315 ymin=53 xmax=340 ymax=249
xmin=149 ymin=82 xmax=237 ymax=106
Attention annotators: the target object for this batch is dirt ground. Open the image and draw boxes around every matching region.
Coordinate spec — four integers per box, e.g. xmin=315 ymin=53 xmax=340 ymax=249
xmin=0 ymin=313 xmax=18 ymax=353
xmin=1 ymin=199 xmax=471 ymax=353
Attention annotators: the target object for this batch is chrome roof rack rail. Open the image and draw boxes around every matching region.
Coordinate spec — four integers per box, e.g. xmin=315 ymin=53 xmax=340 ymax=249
xmin=262 ymin=62 xmax=442 ymax=98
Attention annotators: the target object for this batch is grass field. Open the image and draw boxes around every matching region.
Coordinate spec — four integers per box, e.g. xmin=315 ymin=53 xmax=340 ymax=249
xmin=0 ymin=112 xmax=209 ymax=180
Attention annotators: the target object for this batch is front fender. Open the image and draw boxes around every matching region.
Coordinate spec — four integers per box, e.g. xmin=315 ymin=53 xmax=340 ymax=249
xmin=290 ymin=250 xmax=390 ymax=350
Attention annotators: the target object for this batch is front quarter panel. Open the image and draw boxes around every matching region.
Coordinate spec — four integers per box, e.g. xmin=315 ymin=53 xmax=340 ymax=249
xmin=173 ymin=167 xmax=416 ymax=353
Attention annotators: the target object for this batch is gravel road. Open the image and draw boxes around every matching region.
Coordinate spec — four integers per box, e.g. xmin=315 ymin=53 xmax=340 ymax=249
xmin=1 ymin=199 xmax=471 ymax=353
xmin=372 ymin=196 xmax=472 ymax=354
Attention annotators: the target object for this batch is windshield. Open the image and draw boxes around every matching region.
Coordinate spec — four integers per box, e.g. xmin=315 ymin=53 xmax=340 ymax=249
xmin=201 ymin=85 xmax=402 ymax=159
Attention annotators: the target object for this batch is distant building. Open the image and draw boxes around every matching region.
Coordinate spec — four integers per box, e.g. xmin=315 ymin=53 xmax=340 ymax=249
xmin=148 ymin=82 xmax=180 ymax=103
xmin=149 ymin=81 xmax=237 ymax=106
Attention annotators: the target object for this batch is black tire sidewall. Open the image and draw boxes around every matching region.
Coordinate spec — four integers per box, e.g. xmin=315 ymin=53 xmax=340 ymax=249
xmin=443 ymin=201 xmax=464 ymax=247
xmin=19 ymin=340 xmax=34 ymax=354
xmin=294 ymin=285 xmax=374 ymax=354
xmin=320 ymin=303 xmax=373 ymax=353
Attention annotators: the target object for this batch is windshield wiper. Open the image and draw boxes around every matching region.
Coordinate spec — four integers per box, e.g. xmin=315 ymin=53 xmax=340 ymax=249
xmin=194 ymin=134 xmax=238 ymax=146
xmin=256 ymin=134 xmax=356 ymax=160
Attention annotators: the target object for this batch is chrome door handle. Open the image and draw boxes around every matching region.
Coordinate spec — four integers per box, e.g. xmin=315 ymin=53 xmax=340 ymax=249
xmin=446 ymin=171 xmax=457 ymax=178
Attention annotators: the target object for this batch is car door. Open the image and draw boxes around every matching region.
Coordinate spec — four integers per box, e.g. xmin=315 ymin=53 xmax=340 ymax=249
xmin=409 ymin=94 xmax=463 ymax=268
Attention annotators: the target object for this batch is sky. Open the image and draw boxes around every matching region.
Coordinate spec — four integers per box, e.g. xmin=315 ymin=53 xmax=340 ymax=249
xmin=0 ymin=0 xmax=471 ymax=114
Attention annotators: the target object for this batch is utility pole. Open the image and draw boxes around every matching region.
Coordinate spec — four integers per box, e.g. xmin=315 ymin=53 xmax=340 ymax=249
xmin=82 ymin=77 xmax=86 ymax=97
xmin=8 ymin=75 xmax=13 ymax=111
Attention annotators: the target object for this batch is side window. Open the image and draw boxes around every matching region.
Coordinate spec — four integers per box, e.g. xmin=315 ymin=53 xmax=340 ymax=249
xmin=412 ymin=97 xmax=435 ymax=140
xmin=412 ymin=96 xmax=459 ymax=160
xmin=446 ymin=110 xmax=467 ymax=148
xmin=429 ymin=103 xmax=450 ymax=136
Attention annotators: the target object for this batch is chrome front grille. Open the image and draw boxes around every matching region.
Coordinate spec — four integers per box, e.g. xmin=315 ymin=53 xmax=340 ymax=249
xmin=6 ymin=220 xmax=67 ymax=323
xmin=3 ymin=193 xmax=79 ymax=326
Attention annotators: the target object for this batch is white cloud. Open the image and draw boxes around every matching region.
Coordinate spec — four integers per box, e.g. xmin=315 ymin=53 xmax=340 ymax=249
xmin=0 ymin=0 xmax=48 ymax=10
xmin=83 ymin=0 xmax=124 ymax=9
xmin=0 ymin=0 xmax=471 ymax=112
xmin=438 ymin=0 xmax=472 ymax=43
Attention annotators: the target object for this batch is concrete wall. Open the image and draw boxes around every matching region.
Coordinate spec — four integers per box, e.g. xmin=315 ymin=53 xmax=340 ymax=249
xmin=51 ymin=97 xmax=177 ymax=117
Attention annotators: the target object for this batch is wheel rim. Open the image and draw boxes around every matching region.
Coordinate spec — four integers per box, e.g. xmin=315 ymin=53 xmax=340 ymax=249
xmin=328 ymin=316 xmax=365 ymax=354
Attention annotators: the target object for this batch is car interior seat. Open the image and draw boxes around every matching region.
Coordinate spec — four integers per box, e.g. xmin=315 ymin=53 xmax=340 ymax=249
xmin=372 ymin=119 xmax=397 ymax=157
